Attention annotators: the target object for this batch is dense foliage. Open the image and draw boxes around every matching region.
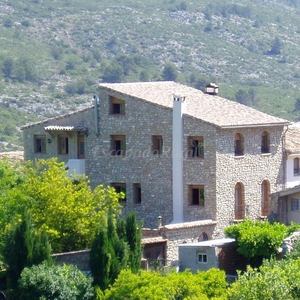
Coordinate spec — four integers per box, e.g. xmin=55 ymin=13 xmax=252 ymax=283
xmin=228 ymin=258 xmax=300 ymax=299
xmin=90 ymin=212 xmax=142 ymax=291
xmin=0 ymin=158 xmax=122 ymax=253
xmin=18 ymin=262 xmax=94 ymax=300
xmin=224 ymin=219 xmax=298 ymax=267
xmin=103 ymin=268 xmax=228 ymax=300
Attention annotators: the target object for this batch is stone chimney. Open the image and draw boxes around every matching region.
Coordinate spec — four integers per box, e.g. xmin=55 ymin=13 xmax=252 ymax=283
xmin=205 ymin=83 xmax=219 ymax=95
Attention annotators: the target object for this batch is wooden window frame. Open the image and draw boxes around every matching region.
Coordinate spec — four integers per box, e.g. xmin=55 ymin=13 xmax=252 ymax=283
xmin=189 ymin=185 xmax=205 ymax=206
xmin=111 ymin=135 xmax=126 ymax=156
xmin=133 ymin=183 xmax=142 ymax=204
xmin=188 ymin=136 xmax=204 ymax=158
xmin=261 ymin=131 xmax=270 ymax=154
xmin=110 ymin=96 xmax=125 ymax=115
xmin=152 ymin=135 xmax=163 ymax=155
xmin=261 ymin=180 xmax=270 ymax=216
xmin=111 ymin=183 xmax=126 ymax=202
xmin=58 ymin=135 xmax=69 ymax=155
xmin=235 ymin=182 xmax=245 ymax=219
xmin=34 ymin=135 xmax=46 ymax=153
xmin=234 ymin=133 xmax=244 ymax=156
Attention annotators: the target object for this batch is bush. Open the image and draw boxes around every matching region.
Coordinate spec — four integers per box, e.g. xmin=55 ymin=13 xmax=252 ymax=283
xmin=19 ymin=262 xmax=94 ymax=300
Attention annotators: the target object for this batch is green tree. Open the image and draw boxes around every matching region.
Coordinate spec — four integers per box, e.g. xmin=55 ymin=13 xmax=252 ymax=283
xmin=162 ymin=63 xmax=178 ymax=81
xmin=3 ymin=211 xmax=52 ymax=297
xmin=268 ymin=37 xmax=282 ymax=55
xmin=2 ymin=58 xmax=14 ymax=79
xmin=225 ymin=219 xmax=291 ymax=267
xmin=19 ymin=262 xmax=94 ymax=300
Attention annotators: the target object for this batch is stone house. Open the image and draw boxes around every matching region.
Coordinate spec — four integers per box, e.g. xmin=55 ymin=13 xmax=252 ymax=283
xmin=22 ymin=81 xmax=290 ymax=265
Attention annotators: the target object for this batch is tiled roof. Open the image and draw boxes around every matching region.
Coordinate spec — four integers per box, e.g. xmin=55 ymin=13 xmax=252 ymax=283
xmin=285 ymin=123 xmax=300 ymax=154
xmin=162 ymin=219 xmax=217 ymax=230
xmin=100 ymin=81 xmax=290 ymax=128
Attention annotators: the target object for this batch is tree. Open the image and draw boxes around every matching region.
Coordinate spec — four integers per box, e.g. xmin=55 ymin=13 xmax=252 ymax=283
xmin=0 ymin=158 xmax=122 ymax=253
xmin=224 ymin=219 xmax=294 ymax=267
xmin=294 ymin=98 xmax=300 ymax=111
xmin=19 ymin=262 xmax=94 ymax=300
xmin=268 ymin=37 xmax=282 ymax=55
xmin=228 ymin=258 xmax=300 ymax=299
xmin=3 ymin=211 xmax=52 ymax=297
xmin=162 ymin=63 xmax=178 ymax=81
xmin=2 ymin=58 xmax=14 ymax=79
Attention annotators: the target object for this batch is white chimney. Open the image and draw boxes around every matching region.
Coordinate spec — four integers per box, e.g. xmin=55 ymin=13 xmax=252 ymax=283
xmin=172 ymin=94 xmax=185 ymax=223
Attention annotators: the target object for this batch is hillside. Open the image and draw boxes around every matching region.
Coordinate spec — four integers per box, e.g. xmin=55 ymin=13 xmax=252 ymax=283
xmin=1 ymin=0 xmax=300 ymax=151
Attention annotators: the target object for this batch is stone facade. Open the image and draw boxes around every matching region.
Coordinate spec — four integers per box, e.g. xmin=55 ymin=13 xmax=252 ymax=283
xmin=22 ymin=81 xmax=290 ymax=264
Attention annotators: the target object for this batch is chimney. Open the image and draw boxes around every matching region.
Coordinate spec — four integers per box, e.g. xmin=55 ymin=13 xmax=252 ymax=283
xmin=205 ymin=83 xmax=219 ymax=95
xmin=172 ymin=94 xmax=185 ymax=223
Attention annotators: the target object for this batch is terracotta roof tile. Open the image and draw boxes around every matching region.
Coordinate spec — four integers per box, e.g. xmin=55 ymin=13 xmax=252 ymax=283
xmin=100 ymin=81 xmax=289 ymax=128
xmin=285 ymin=123 xmax=300 ymax=154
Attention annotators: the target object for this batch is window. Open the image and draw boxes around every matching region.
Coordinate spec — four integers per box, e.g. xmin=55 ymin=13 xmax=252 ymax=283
xmin=294 ymin=158 xmax=300 ymax=175
xmin=111 ymin=135 xmax=126 ymax=156
xmin=58 ymin=136 xmax=69 ymax=155
xmin=152 ymin=135 xmax=163 ymax=155
xmin=235 ymin=182 xmax=245 ymax=219
xmin=110 ymin=96 xmax=125 ymax=114
xmin=188 ymin=136 xmax=204 ymax=158
xmin=133 ymin=183 xmax=142 ymax=204
xmin=198 ymin=232 xmax=209 ymax=242
xmin=197 ymin=253 xmax=207 ymax=263
xmin=111 ymin=183 xmax=126 ymax=202
xmin=189 ymin=185 xmax=205 ymax=206
xmin=261 ymin=131 xmax=270 ymax=153
xmin=261 ymin=180 xmax=270 ymax=216
xmin=34 ymin=135 xmax=46 ymax=153
xmin=234 ymin=133 xmax=244 ymax=156
xmin=291 ymin=198 xmax=300 ymax=211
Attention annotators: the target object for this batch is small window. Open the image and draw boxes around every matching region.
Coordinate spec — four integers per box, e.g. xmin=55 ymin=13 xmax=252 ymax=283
xmin=294 ymin=158 xmax=300 ymax=175
xmin=235 ymin=182 xmax=245 ymax=219
xmin=110 ymin=96 xmax=125 ymax=115
xmin=189 ymin=185 xmax=205 ymax=206
xmin=133 ymin=183 xmax=142 ymax=204
xmin=34 ymin=135 xmax=46 ymax=153
xmin=188 ymin=136 xmax=204 ymax=158
xmin=198 ymin=232 xmax=209 ymax=242
xmin=197 ymin=253 xmax=208 ymax=264
xmin=234 ymin=133 xmax=244 ymax=156
xmin=261 ymin=180 xmax=270 ymax=216
xmin=152 ymin=135 xmax=163 ymax=155
xmin=111 ymin=135 xmax=126 ymax=156
xmin=261 ymin=131 xmax=270 ymax=153
xmin=111 ymin=183 xmax=126 ymax=202
xmin=58 ymin=136 xmax=69 ymax=155
xmin=291 ymin=198 xmax=300 ymax=211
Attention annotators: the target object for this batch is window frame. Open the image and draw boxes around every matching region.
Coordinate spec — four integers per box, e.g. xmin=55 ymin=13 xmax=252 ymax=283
xmin=197 ymin=252 xmax=208 ymax=264
xmin=133 ymin=183 xmax=142 ymax=204
xmin=234 ymin=133 xmax=244 ymax=156
xmin=111 ymin=135 xmax=126 ymax=156
xmin=58 ymin=135 xmax=69 ymax=155
xmin=34 ymin=135 xmax=46 ymax=154
xmin=189 ymin=185 xmax=205 ymax=206
xmin=291 ymin=198 xmax=300 ymax=211
xmin=152 ymin=135 xmax=163 ymax=155
xmin=188 ymin=136 xmax=204 ymax=158
xmin=111 ymin=183 xmax=126 ymax=203
xmin=235 ymin=182 xmax=245 ymax=219
xmin=294 ymin=158 xmax=300 ymax=175
xmin=109 ymin=96 xmax=125 ymax=115
xmin=261 ymin=131 xmax=270 ymax=154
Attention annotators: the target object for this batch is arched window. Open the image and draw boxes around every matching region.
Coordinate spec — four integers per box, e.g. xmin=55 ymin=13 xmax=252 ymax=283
xmin=294 ymin=158 xmax=300 ymax=175
xmin=235 ymin=182 xmax=245 ymax=219
xmin=198 ymin=232 xmax=209 ymax=242
xmin=261 ymin=180 xmax=270 ymax=216
xmin=261 ymin=131 xmax=270 ymax=153
xmin=234 ymin=133 xmax=244 ymax=156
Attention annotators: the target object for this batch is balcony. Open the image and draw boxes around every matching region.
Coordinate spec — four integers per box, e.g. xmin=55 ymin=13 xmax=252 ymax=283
xmin=66 ymin=159 xmax=85 ymax=176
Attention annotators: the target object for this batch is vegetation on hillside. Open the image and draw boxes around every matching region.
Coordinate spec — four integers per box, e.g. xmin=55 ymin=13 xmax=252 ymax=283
xmin=2 ymin=0 xmax=300 ymax=151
